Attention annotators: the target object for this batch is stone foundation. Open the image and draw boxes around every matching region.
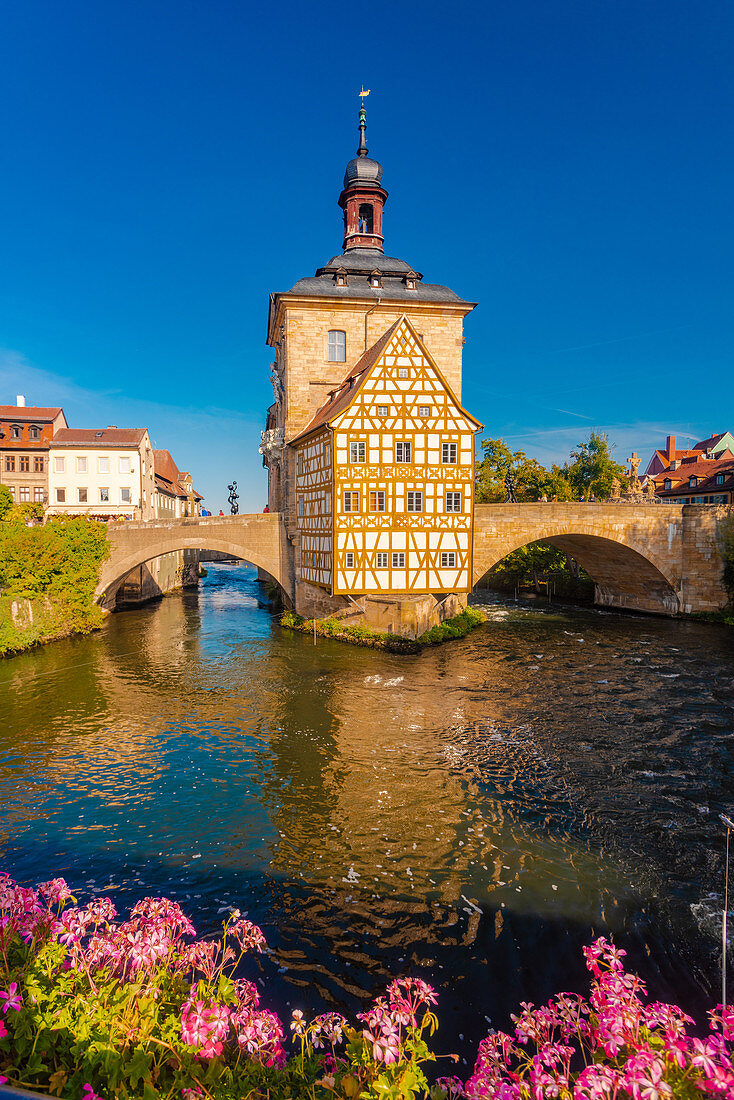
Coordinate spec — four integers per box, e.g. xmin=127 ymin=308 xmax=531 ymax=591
xmin=113 ymin=550 xmax=200 ymax=609
xmin=294 ymin=580 xmax=467 ymax=639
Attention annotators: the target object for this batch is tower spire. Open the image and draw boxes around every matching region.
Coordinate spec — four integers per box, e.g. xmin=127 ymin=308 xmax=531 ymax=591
xmin=357 ymin=104 xmax=369 ymax=157
xmin=357 ymin=88 xmax=370 ymax=157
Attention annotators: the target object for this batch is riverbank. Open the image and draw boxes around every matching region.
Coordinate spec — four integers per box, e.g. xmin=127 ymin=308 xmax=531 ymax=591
xmin=279 ymin=606 xmax=486 ymax=651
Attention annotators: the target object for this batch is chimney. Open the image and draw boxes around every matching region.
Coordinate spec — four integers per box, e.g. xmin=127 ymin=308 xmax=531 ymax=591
xmin=666 ymin=434 xmax=676 ymax=459
xmin=16 ymin=395 xmax=26 ymax=407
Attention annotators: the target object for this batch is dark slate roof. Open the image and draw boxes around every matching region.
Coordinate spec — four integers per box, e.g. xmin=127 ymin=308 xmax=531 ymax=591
xmin=283 ymin=248 xmax=471 ymax=304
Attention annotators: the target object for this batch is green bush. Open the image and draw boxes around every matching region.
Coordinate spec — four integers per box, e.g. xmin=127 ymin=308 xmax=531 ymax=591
xmin=0 ymin=484 xmax=12 ymax=520
xmin=418 ymin=607 xmax=486 ymax=645
xmin=0 ymin=515 xmax=109 ymax=655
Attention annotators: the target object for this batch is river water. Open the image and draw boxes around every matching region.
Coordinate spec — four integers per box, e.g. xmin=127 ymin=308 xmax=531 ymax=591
xmin=1 ymin=562 xmax=733 ymax=1063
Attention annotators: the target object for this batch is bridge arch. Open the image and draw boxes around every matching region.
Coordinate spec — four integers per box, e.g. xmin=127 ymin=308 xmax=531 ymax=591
xmin=96 ymin=514 xmax=294 ymax=606
xmin=472 ymin=506 xmax=682 ymax=616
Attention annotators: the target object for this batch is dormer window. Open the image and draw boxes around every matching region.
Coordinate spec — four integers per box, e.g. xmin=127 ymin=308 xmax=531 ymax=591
xmin=404 ymin=271 xmax=417 ymax=290
xmin=664 ymin=479 xmax=671 ymax=490
xmin=358 ymin=203 xmax=374 ymax=234
xmin=28 ymin=425 xmax=41 ymax=441
xmin=334 ymin=268 xmax=348 ymax=287
xmin=689 ymin=476 xmax=697 ymax=488
xmin=716 ymin=473 xmax=725 ymax=485
xmin=327 ymin=330 xmax=346 ymax=362
xmin=369 ymin=270 xmax=382 ymax=289
xmin=10 ymin=424 xmax=21 ymax=440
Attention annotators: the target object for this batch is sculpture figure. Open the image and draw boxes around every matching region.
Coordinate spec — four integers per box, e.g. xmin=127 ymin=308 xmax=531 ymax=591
xmin=645 ymin=479 xmax=658 ymax=501
xmin=609 ymin=476 xmax=621 ymax=501
xmin=227 ymin=481 xmax=239 ymax=516
xmin=504 ymin=470 xmax=518 ymax=504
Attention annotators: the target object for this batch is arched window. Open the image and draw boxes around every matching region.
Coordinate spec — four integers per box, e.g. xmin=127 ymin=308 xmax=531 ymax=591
xmin=29 ymin=425 xmax=41 ymax=441
xmin=358 ymin=203 xmax=374 ymax=233
xmin=10 ymin=424 xmax=21 ymax=440
xmin=328 ymin=330 xmax=346 ymax=362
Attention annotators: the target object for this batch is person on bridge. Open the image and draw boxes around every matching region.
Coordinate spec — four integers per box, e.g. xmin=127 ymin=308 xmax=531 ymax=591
xmin=263 ymin=504 xmax=270 ymax=513
xmin=218 ymin=509 xmax=224 ymax=516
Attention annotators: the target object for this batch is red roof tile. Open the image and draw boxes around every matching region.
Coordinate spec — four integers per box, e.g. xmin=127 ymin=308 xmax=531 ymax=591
xmin=0 ymin=405 xmax=64 ymax=421
xmin=52 ymin=428 xmax=147 ymax=447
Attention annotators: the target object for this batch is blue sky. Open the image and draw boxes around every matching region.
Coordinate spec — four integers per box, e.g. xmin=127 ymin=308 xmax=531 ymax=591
xmin=1 ymin=0 xmax=732 ymax=511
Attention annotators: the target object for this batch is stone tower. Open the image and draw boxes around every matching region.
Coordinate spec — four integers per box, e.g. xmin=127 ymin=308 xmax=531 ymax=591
xmin=261 ymin=104 xmax=477 ymax=530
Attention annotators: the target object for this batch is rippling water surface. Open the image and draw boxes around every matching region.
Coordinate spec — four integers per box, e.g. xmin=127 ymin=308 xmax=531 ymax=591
xmin=1 ymin=563 xmax=733 ymax=1062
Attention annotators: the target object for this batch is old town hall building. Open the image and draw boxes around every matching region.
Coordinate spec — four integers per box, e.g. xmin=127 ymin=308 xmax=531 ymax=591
xmin=261 ymin=105 xmax=482 ymax=633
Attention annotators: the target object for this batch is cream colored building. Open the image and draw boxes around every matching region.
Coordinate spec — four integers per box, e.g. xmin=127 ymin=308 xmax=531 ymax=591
xmin=47 ymin=428 xmax=155 ymax=520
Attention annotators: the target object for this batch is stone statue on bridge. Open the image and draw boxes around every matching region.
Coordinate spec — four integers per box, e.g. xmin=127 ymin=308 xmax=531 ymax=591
xmin=227 ymin=482 xmax=239 ymax=515
xmin=609 ymin=476 xmax=622 ymax=502
xmin=504 ymin=470 xmax=519 ymax=504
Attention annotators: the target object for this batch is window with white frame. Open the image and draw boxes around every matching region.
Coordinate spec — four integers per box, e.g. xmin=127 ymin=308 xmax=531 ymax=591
xmin=54 ymin=456 xmax=65 ymax=473
xmin=34 ymin=488 xmax=44 ymax=502
xmin=664 ymin=479 xmax=671 ymax=491
xmin=120 ymin=487 xmax=132 ymax=504
xmin=78 ymin=488 xmax=88 ymax=503
xmin=398 ymin=368 xmax=409 ymax=378
xmin=442 ymin=442 xmax=458 ymax=464
xmin=328 ymin=330 xmax=346 ymax=362
xmin=375 ymin=552 xmax=388 ymax=568
xmin=120 ymin=456 xmax=131 ymax=474
xmin=343 ymin=490 xmax=360 ymax=513
xmin=28 ymin=425 xmax=40 ymax=441
xmin=349 ymin=441 xmax=366 ymax=463
xmin=445 ymin=492 xmax=462 ymax=512
xmin=76 ymin=456 xmax=87 ymax=473
xmin=395 ymin=441 xmax=411 ymax=463
xmin=19 ymin=487 xmax=30 ymax=502
xmin=323 ymin=442 xmax=331 ymax=465
xmin=440 ymin=552 xmax=456 ymax=568
xmin=392 ymin=552 xmax=405 ymax=568
xmin=99 ymin=487 xmax=109 ymax=503
xmin=418 ymin=405 xmax=430 ymax=417
xmin=98 ymin=456 xmax=109 ymax=474
xmin=345 ymin=552 xmax=355 ymax=568
xmin=369 ymin=490 xmax=386 ymax=512
xmin=56 ymin=488 xmax=66 ymax=503
xmin=407 ymin=491 xmax=423 ymax=512
xmin=377 ymin=405 xmax=389 ymax=416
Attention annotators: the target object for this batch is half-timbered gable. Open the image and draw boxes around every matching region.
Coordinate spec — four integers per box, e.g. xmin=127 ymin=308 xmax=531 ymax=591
xmin=291 ymin=316 xmax=482 ymax=597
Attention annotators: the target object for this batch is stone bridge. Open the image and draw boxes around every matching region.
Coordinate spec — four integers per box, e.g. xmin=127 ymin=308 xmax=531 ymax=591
xmin=96 ymin=513 xmax=294 ymax=606
xmin=473 ymin=502 xmax=729 ymax=615
xmin=96 ymin=503 xmax=730 ymax=617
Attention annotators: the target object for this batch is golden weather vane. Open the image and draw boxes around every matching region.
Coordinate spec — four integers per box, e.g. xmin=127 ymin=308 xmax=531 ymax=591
xmin=359 ymin=87 xmax=370 ymax=107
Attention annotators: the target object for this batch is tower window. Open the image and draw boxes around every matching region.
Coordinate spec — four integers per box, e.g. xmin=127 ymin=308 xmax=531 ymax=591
xmin=358 ymin=204 xmax=374 ymax=233
xmin=328 ymin=330 xmax=346 ymax=362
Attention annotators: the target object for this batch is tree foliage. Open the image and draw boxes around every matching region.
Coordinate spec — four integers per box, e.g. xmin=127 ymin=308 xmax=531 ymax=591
xmin=0 ymin=514 xmax=109 ymax=654
xmin=0 ymin=483 xmax=12 ymax=519
xmin=565 ymin=430 xmax=627 ymax=500
xmin=475 ymin=431 xmax=627 ymax=503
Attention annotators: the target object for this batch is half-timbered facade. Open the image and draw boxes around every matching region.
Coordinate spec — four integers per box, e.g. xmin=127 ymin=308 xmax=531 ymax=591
xmin=292 ymin=316 xmax=481 ymax=596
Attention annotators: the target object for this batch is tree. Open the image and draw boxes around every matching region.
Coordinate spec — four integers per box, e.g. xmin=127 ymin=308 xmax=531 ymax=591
xmin=564 ymin=431 xmax=627 ymax=500
xmin=0 ymin=484 xmax=12 ymax=520
xmin=475 ymin=438 xmax=559 ymax=502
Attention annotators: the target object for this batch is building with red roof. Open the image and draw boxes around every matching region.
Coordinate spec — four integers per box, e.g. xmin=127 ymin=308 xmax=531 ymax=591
xmin=0 ymin=395 xmax=67 ymax=505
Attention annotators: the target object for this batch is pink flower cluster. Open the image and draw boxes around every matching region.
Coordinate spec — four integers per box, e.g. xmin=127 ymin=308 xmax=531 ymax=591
xmin=465 ymin=937 xmax=734 ymax=1100
xmin=358 ymin=977 xmax=437 ymax=1065
xmin=181 ymin=997 xmax=232 ymax=1059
